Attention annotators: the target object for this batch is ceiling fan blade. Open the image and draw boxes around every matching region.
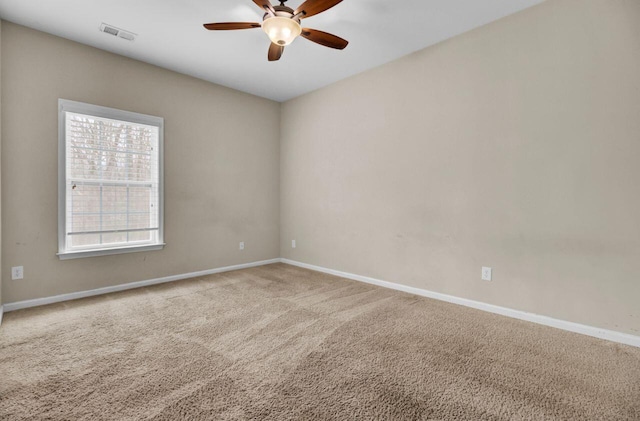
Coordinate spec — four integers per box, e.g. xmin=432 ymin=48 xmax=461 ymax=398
xmin=253 ymin=0 xmax=276 ymax=15
xmin=294 ymin=0 xmax=343 ymax=19
xmin=203 ymin=22 xmax=261 ymax=30
xmin=268 ymin=43 xmax=284 ymax=61
xmin=301 ymin=28 xmax=348 ymax=49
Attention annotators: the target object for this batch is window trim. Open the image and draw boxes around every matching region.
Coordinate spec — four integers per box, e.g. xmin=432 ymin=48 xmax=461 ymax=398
xmin=58 ymin=99 xmax=165 ymax=260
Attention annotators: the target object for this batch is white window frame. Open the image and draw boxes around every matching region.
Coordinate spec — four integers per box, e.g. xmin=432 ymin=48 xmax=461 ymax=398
xmin=58 ymin=99 xmax=165 ymax=260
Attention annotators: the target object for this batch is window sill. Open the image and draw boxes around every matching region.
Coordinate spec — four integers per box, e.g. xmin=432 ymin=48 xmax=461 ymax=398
xmin=57 ymin=243 xmax=166 ymax=260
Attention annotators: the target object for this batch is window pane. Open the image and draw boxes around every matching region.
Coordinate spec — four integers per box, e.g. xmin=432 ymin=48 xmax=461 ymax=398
xmin=102 ymin=232 xmax=128 ymax=245
xmin=69 ymin=184 xmax=101 ymax=214
xmin=101 ymin=150 xmax=130 ymax=182
xmin=103 ymin=186 xmax=128 ymax=213
xmin=69 ymin=146 xmax=102 ymax=180
xmin=70 ymin=214 xmax=101 ymax=234
xmin=130 ymin=186 xmax=151 ymax=212
xmin=129 ymin=231 xmax=152 ymax=242
xmin=70 ymin=234 xmax=101 ymax=248
xmin=130 ymin=153 xmax=152 ymax=182
xmin=129 ymin=213 xmax=153 ymax=230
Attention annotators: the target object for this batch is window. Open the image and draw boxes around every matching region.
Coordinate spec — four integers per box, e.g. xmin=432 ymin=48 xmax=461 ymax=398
xmin=58 ymin=99 xmax=164 ymax=259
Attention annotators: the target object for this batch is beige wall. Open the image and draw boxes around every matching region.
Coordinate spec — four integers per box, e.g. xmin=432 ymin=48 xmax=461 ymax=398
xmin=1 ymin=22 xmax=280 ymax=303
xmin=0 ymin=19 xmax=2 ymax=308
xmin=280 ymin=0 xmax=640 ymax=335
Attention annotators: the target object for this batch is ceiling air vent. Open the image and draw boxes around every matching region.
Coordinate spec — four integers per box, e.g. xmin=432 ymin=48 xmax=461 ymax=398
xmin=99 ymin=23 xmax=137 ymax=41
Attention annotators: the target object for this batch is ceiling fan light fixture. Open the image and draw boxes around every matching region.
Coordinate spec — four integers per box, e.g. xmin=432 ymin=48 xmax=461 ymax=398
xmin=262 ymin=16 xmax=301 ymax=46
xmin=203 ymin=0 xmax=348 ymax=61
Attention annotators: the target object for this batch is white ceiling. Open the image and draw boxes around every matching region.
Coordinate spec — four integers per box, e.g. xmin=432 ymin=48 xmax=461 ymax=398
xmin=0 ymin=0 xmax=544 ymax=102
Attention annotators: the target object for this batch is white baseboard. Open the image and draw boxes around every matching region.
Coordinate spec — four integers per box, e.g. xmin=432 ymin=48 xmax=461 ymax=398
xmin=4 ymin=257 xmax=638 ymax=348
xmin=3 ymin=258 xmax=281 ymax=313
xmin=281 ymin=259 xmax=640 ymax=348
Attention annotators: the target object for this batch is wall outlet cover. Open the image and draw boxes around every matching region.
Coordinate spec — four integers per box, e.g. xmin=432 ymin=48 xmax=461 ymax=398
xmin=481 ymin=267 xmax=492 ymax=281
xmin=12 ymin=266 xmax=24 ymax=280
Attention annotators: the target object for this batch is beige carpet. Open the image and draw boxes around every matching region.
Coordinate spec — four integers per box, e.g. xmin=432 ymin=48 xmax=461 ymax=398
xmin=0 ymin=263 xmax=638 ymax=420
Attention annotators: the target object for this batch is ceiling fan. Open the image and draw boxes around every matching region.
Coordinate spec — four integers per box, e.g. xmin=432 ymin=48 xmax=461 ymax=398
xmin=203 ymin=0 xmax=349 ymax=61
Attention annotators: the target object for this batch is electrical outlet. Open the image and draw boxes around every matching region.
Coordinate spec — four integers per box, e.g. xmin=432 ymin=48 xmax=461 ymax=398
xmin=481 ymin=267 xmax=492 ymax=281
xmin=291 ymin=240 xmax=296 ymax=248
xmin=12 ymin=266 xmax=24 ymax=280
xmin=239 ymin=242 xmax=245 ymax=251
